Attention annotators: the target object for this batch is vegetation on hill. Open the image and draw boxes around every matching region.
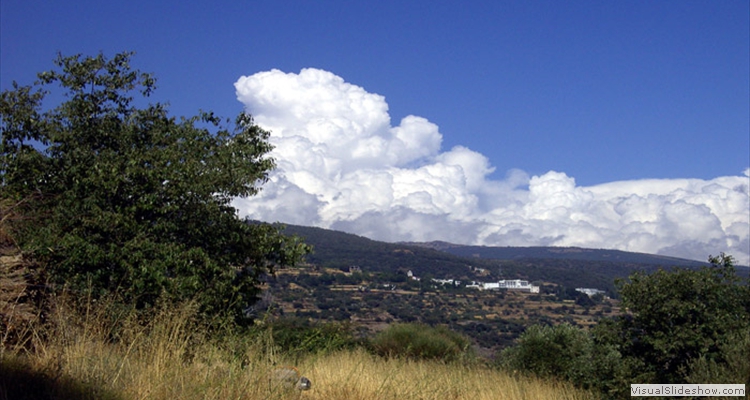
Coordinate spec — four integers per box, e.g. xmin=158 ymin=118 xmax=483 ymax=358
xmin=281 ymin=224 xmax=484 ymax=278
xmin=264 ymin=264 xmax=620 ymax=350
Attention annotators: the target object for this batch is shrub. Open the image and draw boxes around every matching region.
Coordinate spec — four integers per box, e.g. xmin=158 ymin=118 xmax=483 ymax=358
xmin=369 ymin=323 xmax=473 ymax=362
xmin=686 ymin=329 xmax=750 ymax=386
xmin=499 ymin=324 xmax=596 ymax=387
xmin=254 ymin=317 xmax=360 ymax=358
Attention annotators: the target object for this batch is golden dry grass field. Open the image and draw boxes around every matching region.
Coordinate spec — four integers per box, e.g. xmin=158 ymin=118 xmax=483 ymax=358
xmin=0 ymin=300 xmax=595 ymax=400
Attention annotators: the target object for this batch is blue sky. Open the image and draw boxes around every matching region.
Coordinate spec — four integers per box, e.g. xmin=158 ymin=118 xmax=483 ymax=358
xmin=2 ymin=0 xmax=749 ymax=263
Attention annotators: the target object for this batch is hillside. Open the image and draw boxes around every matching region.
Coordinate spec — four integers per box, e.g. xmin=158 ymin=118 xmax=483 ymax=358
xmin=408 ymin=241 xmax=709 ymax=267
xmin=279 ymin=223 xmax=720 ymax=294
xmin=261 ymin=223 xmax=750 ymax=353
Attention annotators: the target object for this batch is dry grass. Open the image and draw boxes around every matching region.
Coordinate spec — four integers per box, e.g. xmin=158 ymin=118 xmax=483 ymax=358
xmin=301 ymin=349 xmax=594 ymax=400
xmin=0 ymin=297 xmax=596 ymax=400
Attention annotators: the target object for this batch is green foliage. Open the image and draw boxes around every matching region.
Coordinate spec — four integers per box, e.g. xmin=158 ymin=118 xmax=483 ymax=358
xmin=499 ymin=324 xmax=600 ymax=387
xmin=498 ymin=254 xmax=750 ymax=398
xmin=0 ymin=52 xmax=309 ymax=325
xmin=608 ymin=253 xmax=750 ymax=384
xmin=686 ymin=329 xmax=750 ymax=386
xmin=369 ymin=323 xmax=473 ymax=362
xmin=255 ymin=317 xmax=361 ymax=358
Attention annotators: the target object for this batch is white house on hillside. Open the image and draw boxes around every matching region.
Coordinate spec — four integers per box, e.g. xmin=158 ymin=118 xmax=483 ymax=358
xmin=576 ymin=288 xmax=605 ymax=297
xmin=467 ymin=279 xmax=540 ymax=293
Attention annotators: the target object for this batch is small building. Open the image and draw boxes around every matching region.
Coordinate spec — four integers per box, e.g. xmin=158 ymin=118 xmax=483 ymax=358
xmin=406 ymin=270 xmax=420 ymax=281
xmin=432 ymin=278 xmax=460 ymax=286
xmin=465 ymin=281 xmax=482 ymax=290
xmin=469 ymin=279 xmax=540 ymax=293
xmin=497 ymin=279 xmax=540 ymax=293
xmin=497 ymin=279 xmax=530 ymax=289
xmin=576 ymin=288 xmax=605 ymax=297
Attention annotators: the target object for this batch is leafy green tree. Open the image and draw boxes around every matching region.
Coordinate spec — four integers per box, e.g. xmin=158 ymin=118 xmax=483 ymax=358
xmin=0 ymin=52 xmax=308 ymax=325
xmin=607 ymin=253 xmax=750 ymax=384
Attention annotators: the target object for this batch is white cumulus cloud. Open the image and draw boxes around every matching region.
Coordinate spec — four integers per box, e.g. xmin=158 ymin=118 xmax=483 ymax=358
xmin=233 ymin=68 xmax=750 ymax=265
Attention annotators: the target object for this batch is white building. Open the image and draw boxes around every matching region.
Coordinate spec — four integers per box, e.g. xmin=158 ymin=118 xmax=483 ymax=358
xmin=406 ymin=270 xmax=420 ymax=281
xmin=469 ymin=279 xmax=540 ymax=293
xmin=432 ymin=278 xmax=460 ymax=286
xmin=498 ymin=279 xmax=530 ymax=289
xmin=576 ymin=288 xmax=605 ymax=297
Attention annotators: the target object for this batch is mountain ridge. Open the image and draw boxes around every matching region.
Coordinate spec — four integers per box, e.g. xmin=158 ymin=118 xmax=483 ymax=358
xmin=276 ymin=223 xmax=750 ymax=294
xmin=279 ymin=223 xmax=713 ymax=268
xmin=399 ymin=240 xmax=710 ymax=267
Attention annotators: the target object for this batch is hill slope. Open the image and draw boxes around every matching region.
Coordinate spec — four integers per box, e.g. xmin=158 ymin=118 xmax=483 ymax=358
xmin=407 ymin=241 xmax=708 ymax=267
xmin=270 ymin=224 xmax=747 ymax=351
xmin=279 ymin=224 xmax=720 ymax=293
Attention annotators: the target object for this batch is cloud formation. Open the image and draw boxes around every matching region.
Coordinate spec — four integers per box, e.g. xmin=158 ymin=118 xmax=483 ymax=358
xmin=234 ymin=69 xmax=750 ymax=265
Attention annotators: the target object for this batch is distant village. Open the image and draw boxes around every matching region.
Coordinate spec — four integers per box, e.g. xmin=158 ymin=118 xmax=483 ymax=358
xmin=341 ymin=265 xmax=606 ymax=298
xmin=405 ymin=269 xmax=605 ymax=297
xmin=407 ymin=269 xmax=540 ymax=293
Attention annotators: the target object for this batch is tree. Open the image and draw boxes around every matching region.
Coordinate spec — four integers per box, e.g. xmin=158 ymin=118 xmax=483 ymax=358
xmin=606 ymin=254 xmax=750 ymax=384
xmin=500 ymin=254 xmax=750 ymax=398
xmin=1 ymin=52 xmax=308 ymax=325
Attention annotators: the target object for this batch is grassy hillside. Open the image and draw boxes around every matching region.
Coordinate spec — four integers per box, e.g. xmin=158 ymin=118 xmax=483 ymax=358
xmin=0 ymin=298 xmax=595 ymax=400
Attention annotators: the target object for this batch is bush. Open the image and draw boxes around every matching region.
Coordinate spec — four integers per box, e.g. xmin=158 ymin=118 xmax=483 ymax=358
xmin=499 ymin=323 xmax=607 ymax=389
xmin=253 ymin=317 xmax=360 ymax=359
xmin=369 ymin=323 xmax=473 ymax=362
xmin=686 ymin=329 xmax=750 ymax=386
